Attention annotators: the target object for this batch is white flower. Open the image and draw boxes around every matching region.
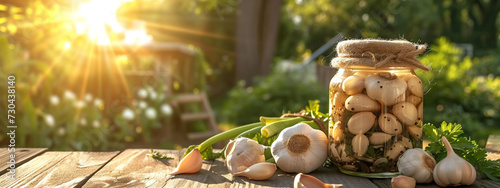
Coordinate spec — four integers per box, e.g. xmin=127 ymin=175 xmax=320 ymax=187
xmin=138 ymin=101 xmax=147 ymax=109
xmin=45 ymin=114 xmax=55 ymax=127
xmin=74 ymin=100 xmax=86 ymax=109
xmin=94 ymin=98 xmax=103 ymax=107
xmin=64 ymin=90 xmax=76 ymax=100
xmin=80 ymin=118 xmax=87 ymax=126
xmin=150 ymin=91 xmax=157 ymax=100
xmin=161 ymin=104 xmax=173 ymax=116
xmin=122 ymin=108 xmax=135 ymax=120
xmin=145 ymin=107 xmax=157 ymax=119
xmin=92 ymin=120 xmax=100 ymax=128
xmin=58 ymin=127 xmax=66 ymax=136
xmin=49 ymin=95 xmax=60 ymax=106
xmin=137 ymin=88 xmax=148 ymax=99
xmin=85 ymin=93 xmax=93 ymax=102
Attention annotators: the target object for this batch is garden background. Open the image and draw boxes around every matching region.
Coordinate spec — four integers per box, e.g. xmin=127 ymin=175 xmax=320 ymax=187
xmin=1 ymin=0 xmax=499 ymax=151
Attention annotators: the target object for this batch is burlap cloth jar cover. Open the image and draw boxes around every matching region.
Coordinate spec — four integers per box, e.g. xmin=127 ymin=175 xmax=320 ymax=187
xmin=331 ymin=39 xmax=429 ymax=71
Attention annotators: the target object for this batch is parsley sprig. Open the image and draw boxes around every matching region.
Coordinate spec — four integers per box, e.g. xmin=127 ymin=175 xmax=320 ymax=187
xmin=148 ymin=149 xmax=174 ymax=159
xmin=423 ymin=122 xmax=500 ymax=181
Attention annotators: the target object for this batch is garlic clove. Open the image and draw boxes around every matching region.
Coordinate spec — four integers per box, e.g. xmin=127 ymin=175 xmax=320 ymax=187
xmin=224 ymin=139 xmax=236 ymax=166
xmin=294 ymin=173 xmax=343 ymax=188
xmin=168 ymin=148 xmax=203 ymax=175
xmin=337 ymin=144 xmax=354 ymax=163
xmin=330 ymin=143 xmax=340 ymax=160
xmin=407 ymin=76 xmax=423 ymax=97
xmin=332 ymin=122 xmax=344 ymax=144
xmin=330 ymin=74 xmax=346 ymax=92
xmin=406 ymin=94 xmax=421 ymax=107
xmin=407 ymin=125 xmax=422 ymax=140
xmin=433 ymin=136 xmax=476 ymax=187
xmin=397 ymin=148 xmax=436 ymax=183
xmin=392 ymin=102 xmax=418 ymax=126
xmin=369 ymin=132 xmax=392 ymax=145
xmin=233 ymin=162 xmax=277 ymax=180
xmin=365 ymin=73 xmax=408 ymax=106
xmin=378 ymin=113 xmax=403 ymax=135
xmin=385 ymin=142 xmax=406 ymax=160
xmin=345 ymin=94 xmax=380 ymax=112
xmin=347 ymin=112 xmax=376 ymax=134
xmin=333 ymin=92 xmax=349 ymax=110
xmin=401 ymin=136 xmax=413 ymax=149
xmin=342 ymin=75 xmax=365 ymax=95
xmin=352 ymin=134 xmax=369 ymax=157
xmin=226 ymin=137 xmax=266 ymax=174
xmin=391 ymin=175 xmax=416 ymax=188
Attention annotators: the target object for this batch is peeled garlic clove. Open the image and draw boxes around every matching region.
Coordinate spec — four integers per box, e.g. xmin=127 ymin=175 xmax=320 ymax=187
xmin=330 ymin=143 xmax=340 ymax=160
xmin=378 ymin=113 xmax=403 ymax=135
xmin=401 ymin=136 xmax=413 ymax=149
xmin=345 ymin=94 xmax=380 ymax=112
xmin=369 ymin=132 xmax=392 ymax=145
xmin=333 ymin=92 xmax=349 ymax=110
xmin=392 ymin=102 xmax=418 ymax=126
xmin=407 ymin=125 xmax=422 ymax=140
xmin=342 ymin=75 xmax=365 ymax=95
xmin=365 ymin=73 xmax=408 ymax=106
xmin=385 ymin=142 xmax=406 ymax=160
xmin=168 ymin=148 xmax=203 ymax=175
xmin=226 ymin=137 xmax=266 ymax=174
xmin=407 ymin=76 xmax=423 ymax=97
xmin=406 ymin=95 xmax=421 ymax=107
xmin=417 ymin=102 xmax=423 ymax=121
xmin=391 ymin=175 xmax=416 ymax=188
xmin=294 ymin=173 xmax=343 ymax=188
xmin=397 ymin=148 xmax=436 ymax=183
xmin=352 ymin=134 xmax=369 ymax=157
xmin=233 ymin=162 xmax=276 ymax=180
xmin=330 ymin=75 xmax=346 ymax=92
xmin=347 ymin=112 xmax=376 ymax=134
xmin=332 ymin=122 xmax=344 ymax=144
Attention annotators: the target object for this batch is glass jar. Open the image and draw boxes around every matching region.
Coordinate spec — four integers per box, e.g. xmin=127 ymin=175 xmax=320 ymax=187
xmin=328 ymin=66 xmax=423 ymax=177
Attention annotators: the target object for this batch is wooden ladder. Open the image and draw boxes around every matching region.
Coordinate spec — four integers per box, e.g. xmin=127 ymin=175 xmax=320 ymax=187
xmin=175 ymin=92 xmax=219 ymax=140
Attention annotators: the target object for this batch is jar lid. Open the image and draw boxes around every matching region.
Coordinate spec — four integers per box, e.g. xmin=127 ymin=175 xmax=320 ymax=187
xmin=331 ymin=39 xmax=430 ymax=71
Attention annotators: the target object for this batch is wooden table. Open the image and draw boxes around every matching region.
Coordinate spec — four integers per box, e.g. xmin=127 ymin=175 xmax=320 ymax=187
xmin=1 ymin=148 xmax=499 ymax=188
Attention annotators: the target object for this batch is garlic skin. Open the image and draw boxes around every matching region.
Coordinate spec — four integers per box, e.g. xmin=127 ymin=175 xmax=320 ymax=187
xmin=397 ymin=148 xmax=436 ymax=183
xmin=233 ymin=162 xmax=277 ymax=180
xmin=168 ymin=148 xmax=202 ymax=175
xmin=271 ymin=123 xmax=328 ymax=173
xmin=391 ymin=175 xmax=416 ymax=188
xmin=433 ymin=136 xmax=476 ymax=187
xmin=225 ymin=137 xmax=266 ymax=174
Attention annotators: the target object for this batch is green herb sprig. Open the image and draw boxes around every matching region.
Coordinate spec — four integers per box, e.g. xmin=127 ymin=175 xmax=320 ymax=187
xmin=148 ymin=149 xmax=174 ymax=159
xmin=423 ymin=122 xmax=500 ymax=181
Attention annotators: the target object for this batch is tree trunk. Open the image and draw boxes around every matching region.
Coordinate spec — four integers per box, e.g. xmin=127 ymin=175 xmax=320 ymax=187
xmin=235 ymin=0 xmax=282 ymax=85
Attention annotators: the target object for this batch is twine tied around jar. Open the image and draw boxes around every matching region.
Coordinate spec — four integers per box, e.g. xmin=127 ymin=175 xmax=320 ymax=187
xmin=331 ymin=39 xmax=430 ymax=71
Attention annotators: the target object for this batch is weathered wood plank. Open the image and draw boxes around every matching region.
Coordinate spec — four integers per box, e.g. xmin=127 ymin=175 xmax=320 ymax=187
xmin=486 ymin=135 xmax=499 ymax=153
xmin=0 ymin=148 xmax=47 ymax=175
xmin=0 ymin=151 xmax=118 ymax=187
xmin=83 ymin=149 xmax=178 ymax=188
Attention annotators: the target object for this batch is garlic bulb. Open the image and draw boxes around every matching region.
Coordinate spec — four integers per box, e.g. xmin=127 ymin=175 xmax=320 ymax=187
xmin=391 ymin=175 xmax=416 ymax=188
xmin=168 ymin=148 xmax=203 ymax=175
xmin=294 ymin=173 xmax=343 ymax=188
xmin=233 ymin=162 xmax=277 ymax=180
xmin=271 ymin=123 xmax=328 ymax=173
xmin=225 ymin=137 xmax=266 ymax=174
xmin=433 ymin=136 xmax=476 ymax=187
xmin=397 ymin=148 xmax=436 ymax=183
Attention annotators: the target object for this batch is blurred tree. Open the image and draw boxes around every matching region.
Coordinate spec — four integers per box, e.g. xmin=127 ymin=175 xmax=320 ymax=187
xmin=277 ymin=0 xmax=500 ymax=61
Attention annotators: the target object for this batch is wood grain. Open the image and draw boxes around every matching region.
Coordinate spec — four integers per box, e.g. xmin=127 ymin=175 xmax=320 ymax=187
xmin=0 ymin=151 xmax=118 ymax=187
xmin=83 ymin=149 xmax=178 ymax=188
xmin=0 ymin=148 xmax=47 ymax=175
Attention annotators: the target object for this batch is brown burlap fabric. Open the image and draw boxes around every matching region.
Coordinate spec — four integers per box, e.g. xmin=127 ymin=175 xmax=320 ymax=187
xmin=331 ymin=39 xmax=430 ymax=71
